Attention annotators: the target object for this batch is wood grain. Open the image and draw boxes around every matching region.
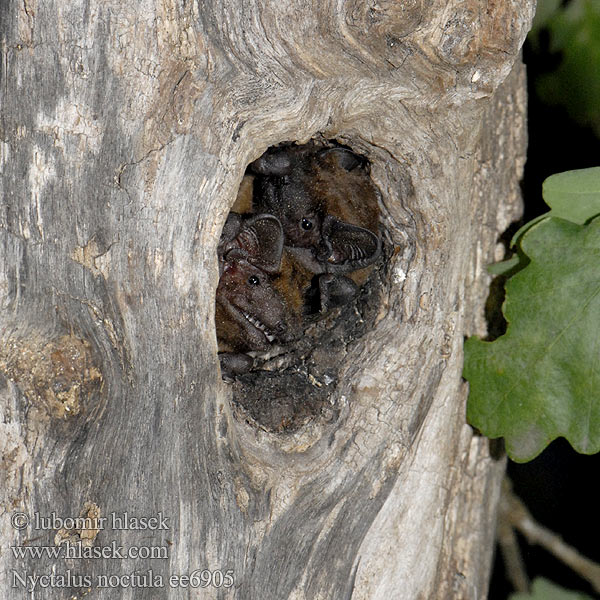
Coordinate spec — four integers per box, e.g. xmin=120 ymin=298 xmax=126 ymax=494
xmin=1 ymin=1 xmax=534 ymax=598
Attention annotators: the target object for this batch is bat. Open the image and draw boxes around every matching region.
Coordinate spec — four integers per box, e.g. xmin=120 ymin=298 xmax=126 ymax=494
xmin=229 ymin=180 xmax=320 ymax=320
xmin=216 ymin=213 xmax=299 ymax=380
xmin=250 ymin=144 xmax=381 ymax=310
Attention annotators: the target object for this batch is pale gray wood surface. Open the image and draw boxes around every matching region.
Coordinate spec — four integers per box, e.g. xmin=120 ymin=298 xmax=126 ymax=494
xmin=1 ymin=1 xmax=534 ymax=598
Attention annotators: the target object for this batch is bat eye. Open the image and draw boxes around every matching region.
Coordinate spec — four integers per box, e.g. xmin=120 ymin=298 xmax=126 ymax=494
xmin=248 ymin=275 xmax=261 ymax=286
xmin=301 ymin=217 xmax=314 ymax=231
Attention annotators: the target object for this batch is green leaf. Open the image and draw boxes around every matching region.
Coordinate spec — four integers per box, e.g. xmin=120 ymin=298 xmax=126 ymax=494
xmin=535 ymin=0 xmax=600 ymax=136
xmin=509 ymin=577 xmax=594 ymax=600
xmin=487 ymin=169 xmax=600 ymax=280
xmin=465 ymin=216 xmax=600 ymax=462
xmin=532 ymin=0 xmax=563 ymax=30
xmin=529 ymin=0 xmax=563 ymax=50
xmin=543 ymin=167 xmax=600 ymax=224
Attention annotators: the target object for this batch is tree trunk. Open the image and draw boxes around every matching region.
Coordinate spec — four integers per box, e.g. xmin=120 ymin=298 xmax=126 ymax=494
xmin=1 ymin=1 xmax=534 ymax=598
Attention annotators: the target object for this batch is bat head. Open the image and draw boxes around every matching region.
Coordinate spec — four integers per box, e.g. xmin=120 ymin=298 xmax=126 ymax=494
xmin=251 ymin=148 xmax=324 ymax=250
xmin=217 ymin=213 xmax=298 ymax=351
xmin=217 ymin=258 xmax=292 ymax=350
xmin=251 ymin=145 xmax=381 ymax=274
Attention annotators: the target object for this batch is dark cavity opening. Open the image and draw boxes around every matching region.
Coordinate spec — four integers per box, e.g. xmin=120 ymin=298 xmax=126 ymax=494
xmin=216 ymin=140 xmax=389 ymax=432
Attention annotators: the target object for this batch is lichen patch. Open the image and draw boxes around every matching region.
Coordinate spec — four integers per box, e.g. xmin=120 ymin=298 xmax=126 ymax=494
xmin=55 ymin=502 xmax=102 ymax=548
xmin=70 ymin=239 xmax=112 ymax=279
xmin=0 ymin=333 xmax=102 ymax=419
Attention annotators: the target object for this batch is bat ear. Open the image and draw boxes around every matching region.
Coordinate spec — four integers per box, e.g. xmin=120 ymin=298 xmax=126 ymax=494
xmin=218 ymin=212 xmax=243 ymax=274
xmin=239 ymin=214 xmax=284 ymax=273
xmin=219 ymin=212 xmax=243 ymax=246
xmin=319 ymin=215 xmax=380 ymax=272
xmin=317 ymin=148 xmax=363 ymax=172
xmin=250 ymin=149 xmax=292 ymax=176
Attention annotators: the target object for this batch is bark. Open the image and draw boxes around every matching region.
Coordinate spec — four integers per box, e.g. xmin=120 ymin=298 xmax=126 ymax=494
xmin=1 ymin=1 xmax=534 ymax=598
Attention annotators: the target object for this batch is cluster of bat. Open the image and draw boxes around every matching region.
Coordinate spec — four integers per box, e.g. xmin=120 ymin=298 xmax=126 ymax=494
xmin=216 ymin=144 xmax=381 ymax=381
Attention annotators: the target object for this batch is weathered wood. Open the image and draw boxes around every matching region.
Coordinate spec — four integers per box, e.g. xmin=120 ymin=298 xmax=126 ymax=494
xmin=1 ymin=1 xmax=534 ymax=598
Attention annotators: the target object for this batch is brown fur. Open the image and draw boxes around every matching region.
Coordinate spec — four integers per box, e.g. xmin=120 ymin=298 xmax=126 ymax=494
xmin=273 ymin=249 xmax=315 ymax=321
xmin=232 ymin=174 xmax=254 ymax=214
xmin=310 ymin=150 xmax=379 ymax=236
xmin=215 ymin=302 xmax=244 ymax=353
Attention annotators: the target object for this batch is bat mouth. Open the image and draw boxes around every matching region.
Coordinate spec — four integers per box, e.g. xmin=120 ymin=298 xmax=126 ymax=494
xmin=241 ymin=311 xmax=276 ymax=343
xmin=218 ymin=290 xmax=289 ymax=351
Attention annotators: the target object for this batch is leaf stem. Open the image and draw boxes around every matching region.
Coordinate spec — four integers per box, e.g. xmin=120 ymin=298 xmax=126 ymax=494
xmin=500 ymin=478 xmax=600 ymax=594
